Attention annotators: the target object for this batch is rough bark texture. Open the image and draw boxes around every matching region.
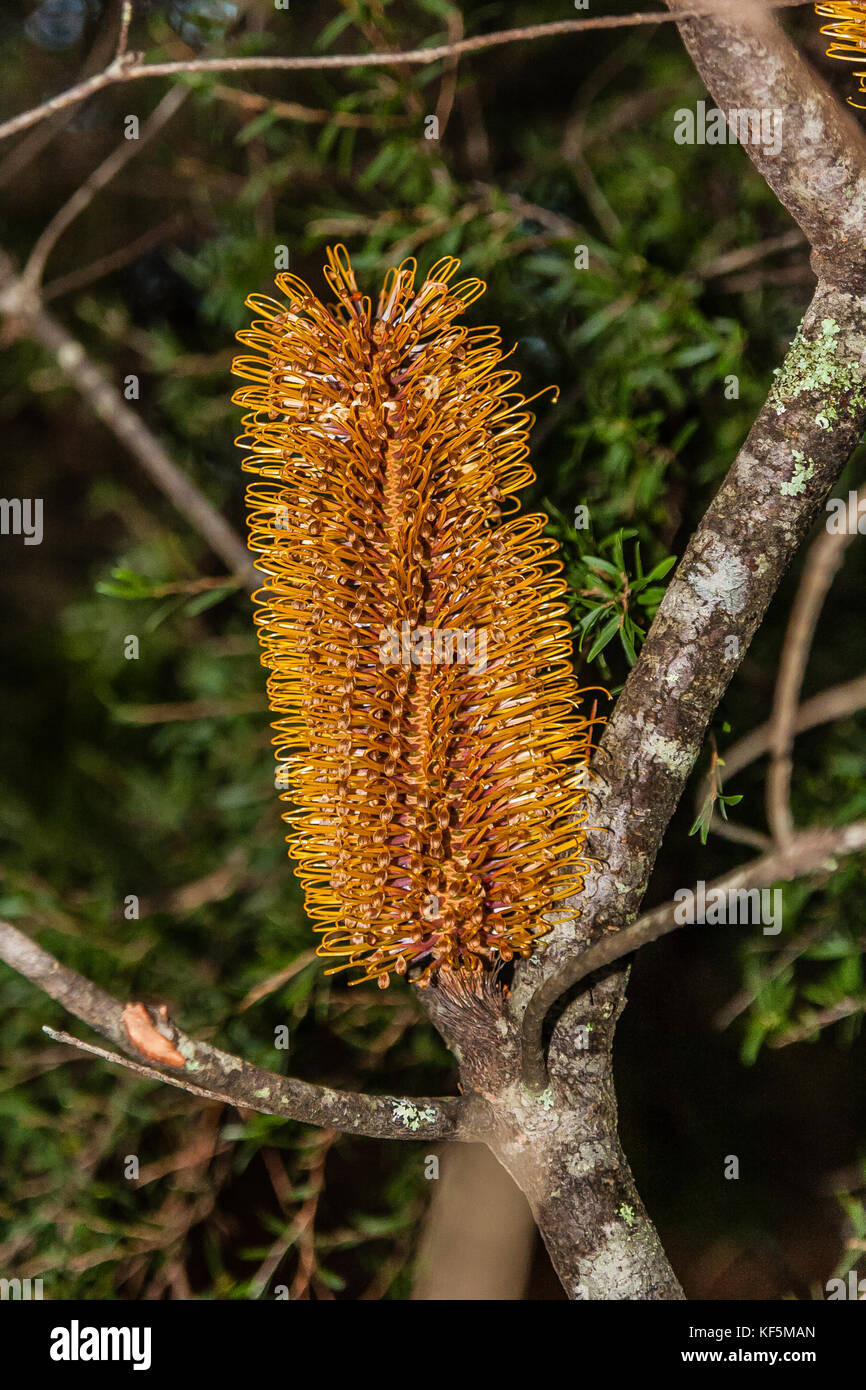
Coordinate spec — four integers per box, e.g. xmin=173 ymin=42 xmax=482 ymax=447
xmin=491 ymin=2 xmax=866 ymax=1295
xmin=0 ymin=920 xmax=486 ymax=1141
xmin=421 ymin=971 xmax=684 ymax=1297
xmin=532 ymin=280 xmax=866 ymax=980
xmin=668 ymin=0 xmax=866 ymax=270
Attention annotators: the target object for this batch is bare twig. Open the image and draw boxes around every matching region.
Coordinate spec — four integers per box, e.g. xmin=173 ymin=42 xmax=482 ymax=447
xmin=138 ymin=847 xmax=249 ymax=917
xmin=0 ymin=247 xmax=255 ymax=583
xmin=697 ymin=228 xmax=805 ymax=280
xmin=211 ymin=83 xmax=407 ymax=130
xmin=43 ymin=212 xmax=189 ymax=302
xmin=0 ymin=3 xmax=809 ymax=146
xmin=702 ymin=674 xmax=866 ymax=806
xmin=766 ymin=484 xmax=866 ymax=845
xmin=698 ymin=671 xmax=866 ymax=845
xmin=22 ymin=86 xmax=189 ymax=292
xmin=434 ymin=3 xmax=464 ymax=141
xmin=709 ymin=819 xmax=773 ymax=851
xmin=714 ymin=920 xmax=826 ymax=1029
xmin=770 ymin=997 xmax=865 ymax=1047
xmin=0 ymin=919 xmax=486 ymax=1142
xmin=115 ymin=1 xmax=134 ymax=62
xmin=114 ymin=694 xmax=265 ymax=724
xmin=0 ymin=0 xmax=128 ymax=189
xmin=237 ymin=952 xmax=317 ymax=1013
xmin=521 ymin=821 xmax=866 ymax=1090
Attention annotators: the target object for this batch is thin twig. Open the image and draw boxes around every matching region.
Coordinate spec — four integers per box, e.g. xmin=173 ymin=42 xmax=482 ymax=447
xmin=521 ymin=821 xmax=866 ymax=1091
xmin=434 ymin=3 xmax=464 ymax=140
xmin=770 ymin=997 xmax=865 ymax=1047
xmin=698 ymin=672 xmax=866 ymax=840
xmin=766 ymin=483 xmax=866 ymax=845
xmin=114 ymin=694 xmax=265 ymax=724
xmin=237 ymin=951 xmax=318 ymax=1013
xmin=714 ymin=919 xmax=826 ymax=1030
xmin=42 ymin=212 xmax=189 ymax=302
xmin=211 ymin=83 xmax=407 ymax=130
xmin=22 ymin=86 xmax=189 ymax=292
xmin=0 ymin=0 xmax=128 ymax=188
xmin=697 ymin=228 xmax=805 ymax=279
xmin=0 ymin=919 xmax=485 ymax=1141
xmin=116 ymin=1 xmax=134 ymax=62
xmin=0 ymin=246 xmax=255 ymax=583
xmin=0 ymin=2 xmax=809 ymax=146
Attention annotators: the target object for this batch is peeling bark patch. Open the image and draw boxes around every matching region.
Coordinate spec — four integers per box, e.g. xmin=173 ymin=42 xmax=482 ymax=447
xmin=645 ymin=732 xmax=697 ymax=779
xmin=686 ymin=541 xmax=751 ymax=616
xmin=122 ymin=1003 xmax=186 ymax=1069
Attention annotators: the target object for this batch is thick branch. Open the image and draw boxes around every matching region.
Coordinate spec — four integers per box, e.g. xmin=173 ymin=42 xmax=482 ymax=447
xmin=522 ymin=821 xmax=866 ymax=1089
xmin=667 ymin=0 xmax=866 ymax=269
xmin=512 ymin=5 xmax=866 ymax=1045
xmin=517 ymin=275 xmax=866 ymax=1033
xmin=0 ymin=920 xmax=486 ymax=1142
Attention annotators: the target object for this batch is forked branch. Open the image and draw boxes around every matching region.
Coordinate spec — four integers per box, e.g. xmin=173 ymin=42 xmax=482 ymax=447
xmin=0 ymin=920 xmax=487 ymax=1142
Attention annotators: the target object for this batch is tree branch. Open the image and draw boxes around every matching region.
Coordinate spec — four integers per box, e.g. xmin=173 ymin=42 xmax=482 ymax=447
xmin=766 ymin=481 xmax=866 ymax=843
xmin=513 ymin=0 xmax=866 ymax=1060
xmin=520 ymin=277 xmax=866 ymax=1014
xmin=521 ymin=821 xmax=866 ymax=1089
xmin=0 ymin=247 xmax=255 ymax=583
xmin=42 ymin=212 xmax=189 ymax=302
xmin=721 ymin=675 xmax=866 ymax=784
xmin=0 ymin=3 xmax=808 ymax=146
xmin=0 ymin=920 xmax=486 ymax=1142
xmin=22 ymin=85 xmax=188 ymax=293
xmin=667 ymin=0 xmax=866 ymax=270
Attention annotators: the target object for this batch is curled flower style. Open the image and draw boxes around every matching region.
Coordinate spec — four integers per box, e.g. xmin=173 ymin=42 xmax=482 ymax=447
xmin=815 ymin=2 xmax=866 ymax=107
xmin=231 ymin=246 xmax=596 ymax=988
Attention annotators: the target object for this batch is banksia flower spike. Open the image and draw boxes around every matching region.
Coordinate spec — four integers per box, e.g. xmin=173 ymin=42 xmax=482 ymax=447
xmin=231 ymin=246 xmax=595 ymax=989
xmin=815 ymin=3 xmax=866 ymax=107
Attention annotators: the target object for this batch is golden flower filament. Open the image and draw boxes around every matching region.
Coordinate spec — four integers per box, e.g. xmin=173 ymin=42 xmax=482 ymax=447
xmin=232 ymin=246 xmax=594 ymax=988
xmin=815 ymin=3 xmax=866 ymax=107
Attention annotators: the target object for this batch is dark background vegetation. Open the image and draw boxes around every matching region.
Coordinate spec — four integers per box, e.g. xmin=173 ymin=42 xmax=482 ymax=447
xmin=0 ymin=0 xmax=864 ymax=1299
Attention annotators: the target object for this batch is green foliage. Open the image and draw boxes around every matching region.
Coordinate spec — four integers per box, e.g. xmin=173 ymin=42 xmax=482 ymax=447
xmin=689 ymin=747 xmax=743 ymax=846
xmin=544 ymin=510 xmax=676 ymax=680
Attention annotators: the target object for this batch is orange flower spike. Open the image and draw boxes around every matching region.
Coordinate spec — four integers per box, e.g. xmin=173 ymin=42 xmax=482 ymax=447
xmin=231 ymin=246 xmax=595 ymax=989
xmin=814 ymin=3 xmax=866 ymax=107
